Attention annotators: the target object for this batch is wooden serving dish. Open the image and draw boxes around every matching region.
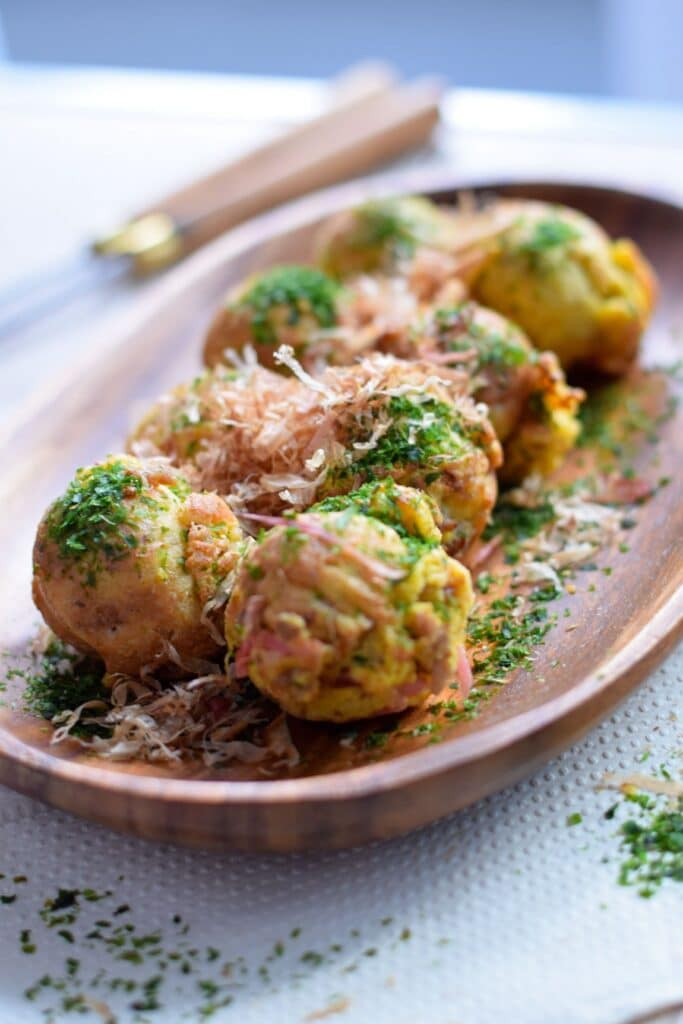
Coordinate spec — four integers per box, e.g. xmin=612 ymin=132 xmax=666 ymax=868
xmin=0 ymin=175 xmax=681 ymax=852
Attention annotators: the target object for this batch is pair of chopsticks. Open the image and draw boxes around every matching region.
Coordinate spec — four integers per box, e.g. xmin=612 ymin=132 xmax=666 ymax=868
xmin=96 ymin=63 xmax=442 ymax=271
xmin=0 ymin=64 xmax=442 ymax=336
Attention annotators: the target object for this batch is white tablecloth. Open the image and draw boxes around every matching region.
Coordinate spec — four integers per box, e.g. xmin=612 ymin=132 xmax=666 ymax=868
xmin=1 ymin=67 xmax=681 ymax=1024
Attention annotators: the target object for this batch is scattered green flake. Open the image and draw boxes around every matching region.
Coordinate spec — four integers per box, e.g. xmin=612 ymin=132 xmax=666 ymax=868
xmin=300 ymin=951 xmax=324 ymax=967
xmin=239 ymin=265 xmax=339 ymax=346
xmin=364 ymin=730 xmax=390 ymax=749
xmin=518 ymin=217 xmax=580 ymax=255
xmin=434 ymin=305 xmax=529 ymax=369
xmin=45 ymin=460 xmax=144 ymax=585
xmin=467 ymin=594 xmax=556 ymax=689
xmin=339 ymin=198 xmax=430 ymax=264
xmin=617 ymin=795 xmax=683 ymax=897
xmin=198 ymin=979 xmax=220 ymax=999
xmin=407 ymin=721 xmax=441 ymax=740
xmin=566 ymin=812 xmax=583 ymax=827
xmin=348 ymin=394 xmax=471 ymax=479
xmin=131 ymin=974 xmax=163 ymax=1013
xmin=482 ymin=495 xmax=555 ymax=564
xmin=578 ymin=378 xmax=677 ymax=467
xmin=61 ymin=994 xmax=86 ymax=1013
xmin=20 ymin=639 xmax=109 ymax=738
xmin=476 ymin=571 xmax=496 ymax=594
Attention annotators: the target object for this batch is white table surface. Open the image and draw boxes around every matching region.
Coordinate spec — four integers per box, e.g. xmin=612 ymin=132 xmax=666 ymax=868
xmin=0 ymin=65 xmax=681 ymax=1024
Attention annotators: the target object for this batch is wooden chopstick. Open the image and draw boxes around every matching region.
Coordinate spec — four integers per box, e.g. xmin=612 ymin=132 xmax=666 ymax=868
xmin=130 ymin=75 xmax=442 ymax=260
xmin=324 ymin=60 xmax=399 ymax=107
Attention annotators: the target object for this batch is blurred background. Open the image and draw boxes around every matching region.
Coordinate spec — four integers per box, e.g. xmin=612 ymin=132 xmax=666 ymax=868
xmin=1 ymin=1 xmax=681 ymax=436
xmin=0 ymin=0 xmax=681 ymax=102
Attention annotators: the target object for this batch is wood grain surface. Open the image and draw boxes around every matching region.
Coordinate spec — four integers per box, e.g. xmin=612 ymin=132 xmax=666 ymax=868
xmin=0 ymin=176 xmax=681 ymax=851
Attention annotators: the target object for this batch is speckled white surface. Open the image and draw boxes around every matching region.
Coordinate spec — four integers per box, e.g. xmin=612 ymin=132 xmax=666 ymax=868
xmin=0 ymin=647 xmax=680 ymax=1024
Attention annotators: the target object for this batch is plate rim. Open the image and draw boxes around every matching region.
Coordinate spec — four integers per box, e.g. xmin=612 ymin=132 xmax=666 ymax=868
xmin=1 ymin=171 xmax=681 ymax=819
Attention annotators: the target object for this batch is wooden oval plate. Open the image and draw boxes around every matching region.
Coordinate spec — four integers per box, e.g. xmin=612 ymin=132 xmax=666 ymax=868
xmin=0 ymin=175 xmax=681 ymax=852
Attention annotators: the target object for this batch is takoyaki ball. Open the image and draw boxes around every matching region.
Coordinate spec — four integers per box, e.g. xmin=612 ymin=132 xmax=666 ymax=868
xmin=315 ymin=355 xmax=502 ymax=554
xmin=316 ymin=196 xmax=466 ymax=298
xmin=392 ymin=301 xmax=584 ymax=483
xmin=32 ymin=455 xmax=246 ymax=675
xmin=468 ymin=200 xmax=658 ymax=375
xmin=203 ymin=265 xmax=348 ymax=372
xmin=225 ymin=487 xmax=473 ymax=722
